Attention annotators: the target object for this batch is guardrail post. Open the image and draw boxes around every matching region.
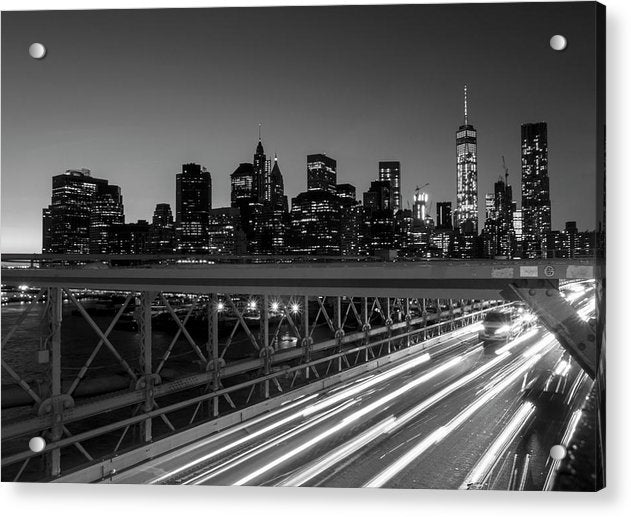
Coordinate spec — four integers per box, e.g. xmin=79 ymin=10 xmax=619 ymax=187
xmin=302 ymin=295 xmax=311 ymax=380
xmin=436 ymin=298 xmax=442 ymax=336
xmin=405 ymin=298 xmax=411 ymax=347
xmin=45 ymin=287 xmax=63 ymax=477
xmin=385 ymin=298 xmax=393 ymax=354
xmin=262 ymin=294 xmax=270 ymax=399
xmin=362 ymin=297 xmax=370 ymax=361
xmin=335 ymin=296 xmax=344 ymax=372
xmin=211 ymin=293 xmax=220 ymax=417
xmin=136 ymin=291 xmax=156 ymax=443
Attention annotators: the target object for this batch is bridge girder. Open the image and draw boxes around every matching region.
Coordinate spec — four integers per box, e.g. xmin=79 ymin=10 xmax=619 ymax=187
xmin=501 ymin=279 xmax=599 ymax=378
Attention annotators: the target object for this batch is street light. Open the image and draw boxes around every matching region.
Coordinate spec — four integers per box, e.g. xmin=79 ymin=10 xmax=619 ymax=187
xmin=290 ymin=303 xmax=300 ymax=315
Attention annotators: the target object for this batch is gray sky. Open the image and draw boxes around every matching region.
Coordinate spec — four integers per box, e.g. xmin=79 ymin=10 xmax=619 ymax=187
xmin=1 ymin=2 xmax=600 ymax=253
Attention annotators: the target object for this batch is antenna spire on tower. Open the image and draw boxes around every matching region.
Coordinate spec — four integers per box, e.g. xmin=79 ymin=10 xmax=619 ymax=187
xmin=258 ymin=123 xmax=262 ymax=141
xmin=464 ymin=84 xmax=468 ymax=125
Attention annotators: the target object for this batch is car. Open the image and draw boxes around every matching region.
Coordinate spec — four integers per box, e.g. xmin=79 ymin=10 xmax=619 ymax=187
xmin=478 ymin=308 xmax=523 ymax=344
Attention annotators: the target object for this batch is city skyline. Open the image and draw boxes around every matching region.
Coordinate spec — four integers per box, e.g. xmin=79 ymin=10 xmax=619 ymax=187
xmin=1 ymin=3 xmax=600 ymax=252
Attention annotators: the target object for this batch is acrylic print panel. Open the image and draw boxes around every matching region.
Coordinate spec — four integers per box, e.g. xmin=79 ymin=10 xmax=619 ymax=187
xmin=0 ymin=2 xmax=605 ymax=490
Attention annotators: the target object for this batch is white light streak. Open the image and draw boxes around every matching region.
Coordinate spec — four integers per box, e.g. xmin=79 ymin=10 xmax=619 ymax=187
xmin=364 ymin=349 xmax=551 ymax=488
xmin=459 ymin=402 xmax=535 ymax=489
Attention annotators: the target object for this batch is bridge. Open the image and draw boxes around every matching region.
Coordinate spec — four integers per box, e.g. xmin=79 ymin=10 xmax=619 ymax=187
xmin=0 ymin=255 xmax=604 ymax=488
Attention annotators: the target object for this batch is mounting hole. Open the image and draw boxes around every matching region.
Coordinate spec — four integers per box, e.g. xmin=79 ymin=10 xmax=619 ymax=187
xmin=29 ymin=436 xmax=46 ymax=452
xmin=549 ymin=35 xmax=567 ymax=51
xmin=549 ymin=444 xmax=567 ymax=460
xmin=29 ymin=42 xmax=47 ymax=59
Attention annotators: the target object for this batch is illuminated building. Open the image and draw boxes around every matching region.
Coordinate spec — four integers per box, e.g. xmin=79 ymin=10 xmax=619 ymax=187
xmin=230 ymin=162 xmax=259 ymax=252
xmin=455 ymin=85 xmax=479 ymax=237
xmin=231 ymin=163 xmax=256 ymax=205
xmin=521 ymin=122 xmax=551 ymax=257
xmin=307 ymin=154 xmax=337 ymax=193
xmin=513 ymin=208 xmax=523 ymax=248
xmin=253 ymin=132 xmax=271 ymax=203
xmin=259 ymin=156 xmax=289 ymax=254
xmin=148 ymin=203 xmax=176 ymax=253
xmin=42 ymin=168 xmax=123 ymax=254
xmin=413 ymin=189 xmax=428 ymax=223
xmin=364 ymin=180 xmax=392 ymax=211
xmin=431 ymin=230 xmax=453 ymax=258
xmin=336 ymin=184 xmax=365 ymax=256
xmin=394 ymin=209 xmax=414 ymax=256
xmin=176 ymin=162 xmax=212 ymax=253
xmin=378 ymin=161 xmax=402 ymax=211
xmin=336 ymin=183 xmax=356 ymax=201
xmin=42 ymin=208 xmax=52 ymax=253
xmin=269 ymin=155 xmax=288 ymax=211
xmin=208 ymin=207 xmax=247 ymax=255
xmin=109 ymin=220 xmax=150 ymax=254
xmin=482 ymin=176 xmax=515 ymax=258
xmin=290 ymin=190 xmax=341 ymax=255
xmin=362 ymin=181 xmax=395 ymax=254
xmin=485 ymin=193 xmax=496 ymax=220
xmin=436 ymin=202 xmax=453 ymax=230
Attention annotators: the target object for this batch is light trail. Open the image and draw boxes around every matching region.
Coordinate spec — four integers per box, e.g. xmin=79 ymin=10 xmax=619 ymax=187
xmin=147 ymin=393 xmax=320 ymax=483
xmin=151 ymin=320 xmax=482 ymax=484
xmin=300 ymin=352 xmax=430 ymax=417
xmin=152 ymin=317 xmax=546 ymax=486
xmin=280 ymin=332 xmax=546 ymax=487
xmin=363 ymin=337 xmax=556 ymax=488
xmin=231 ymin=353 xmax=466 ymax=486
xmin=151 ymin=350 xmax=431 ymax=483
xmin=495 ymin=327 xmax=539 ymax=355
xmin=275 ymin=417 xmax=397 ymax=487
xmin=542 ymin=408 xmax=584 ymax=491
xmin=185 ymin=399 xmax=358 ymax=485
xmin=459 ymin=401 xmax=535 ymax=489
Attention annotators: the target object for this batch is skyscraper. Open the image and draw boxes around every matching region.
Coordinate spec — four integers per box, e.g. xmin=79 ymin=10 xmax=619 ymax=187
xmin=89 ymin=183 xmax=124 ymax=254
xmin=42 ymin=168 xmax=124 ymax=254
xmin=336 ymin=183 xmax=356 ymax=201
xmin=230 ymin=163 xmax=256 ymax=206
xmin=152 ymin=203 xmax=173 ymax=227
xmin=378 ymin=161 xmax=402 ymax=212
xmin=148 ymin=203 xmax=176 ymax=253
xmin=258 ymin=155 xmax=289 ymax=254
xmin=307 ymin=154 xmax=337 ymax=193
xmin=175 ymin=162 xmax=212 ymax=253
xmin=208 ymin=207 xmax=246 ymax=255
xmin=412 ymin=188 xmax=428 ymax=223
xmin=482 ymin=175 xmax=515 ymax=258
xmin=485 ymin=193 xmax=496 ymax=220
xmin=363 ymin=180 xmax=392 ymax=212
xmin=521 ymin=122 xmax=551 ymax=257
xmin=455 ymin=85 xmax=479 ymax=236
xmin=253 ymin=131 xmax=271 ymax=202
xmin=436 ymin=202 xmax=453 ymax=230
xmin=290 ymin=190 xmax=341 ymax=255
xmin=268 ymin=155 xmax=288 ymax=211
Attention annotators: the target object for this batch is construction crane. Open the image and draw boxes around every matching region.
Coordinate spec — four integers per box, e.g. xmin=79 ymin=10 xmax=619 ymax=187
xmin=501 ymin=156 xmax=509 ymax=184
xmin=415 ymin=182 xmax=430 ymax=194
xmin=407 ymin=182 xmax=430 ymax=208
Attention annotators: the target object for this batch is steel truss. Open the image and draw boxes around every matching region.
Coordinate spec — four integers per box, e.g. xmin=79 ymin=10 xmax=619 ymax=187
xmin=2 ymin=287 xmax=506 ymax=481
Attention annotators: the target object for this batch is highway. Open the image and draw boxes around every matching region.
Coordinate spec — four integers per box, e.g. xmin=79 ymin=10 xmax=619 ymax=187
xmin=110 ymin=288 xmax=595 ymax=489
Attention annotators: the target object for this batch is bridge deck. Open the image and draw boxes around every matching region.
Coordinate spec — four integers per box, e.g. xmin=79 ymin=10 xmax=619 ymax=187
xmin=1 ymin=258 xmax=600 ymax=298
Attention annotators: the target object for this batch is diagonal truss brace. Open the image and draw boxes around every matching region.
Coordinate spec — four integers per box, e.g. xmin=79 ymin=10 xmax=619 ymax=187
xmin=502 ymin=280 xmax=598 ymax=378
